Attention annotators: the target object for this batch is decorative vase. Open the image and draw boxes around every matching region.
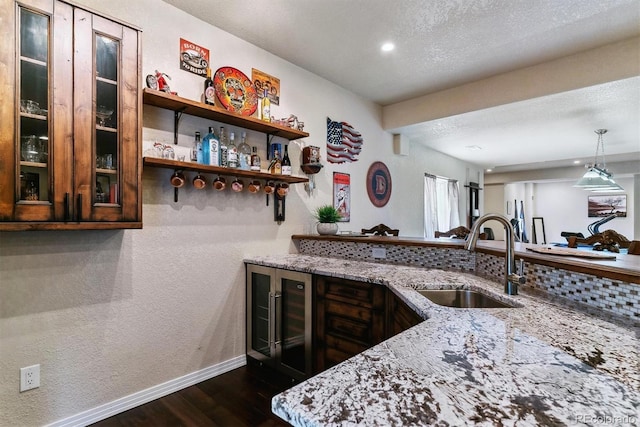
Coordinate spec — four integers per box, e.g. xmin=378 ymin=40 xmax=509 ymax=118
xmin=317 ymin=222 xmax=338 ymax=235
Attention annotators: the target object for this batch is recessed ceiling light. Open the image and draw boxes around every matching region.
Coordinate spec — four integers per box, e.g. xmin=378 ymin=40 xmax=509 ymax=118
xmin=381 ymin=42 xmax=395 ymax=52
xmin=486 ymin=168 xmax=492 ymax=173
xmin=465 ymin=145 xmax=482 ymax=151
xmin=573 ymin=160 xmax=581 ymax=164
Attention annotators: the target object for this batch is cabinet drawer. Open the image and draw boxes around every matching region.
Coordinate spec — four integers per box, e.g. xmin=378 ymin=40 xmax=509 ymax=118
xmin=324 ymin=347 xmax=353 ymax=368
xmin=325 ymin=299 xmax=373 ymax=322
xmin=318 ymin=276 xmax=385 ymax=308
xmin=325 ymin=334 xmax=369 ymax=356
xmin=326 ymin=314 xmax=371 ymax=342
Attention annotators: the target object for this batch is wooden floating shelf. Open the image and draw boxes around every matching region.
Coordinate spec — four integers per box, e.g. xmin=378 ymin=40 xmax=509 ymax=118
xmin=143 ymin=89 xmax=310 ymax=141
xmin=143 ymin=157 xmax=309 ymax=184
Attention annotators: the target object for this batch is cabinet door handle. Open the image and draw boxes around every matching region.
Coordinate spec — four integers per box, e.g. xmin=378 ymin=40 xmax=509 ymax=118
xmin=274 ymin=292 xmax=282 ymax=346
xmin=77 ymin=193 xmax=83 ymax=220
xmin=268 ymin=292 xmax=275 ymax=351
xmin=64 ymin=193 xmax=70 ymax=221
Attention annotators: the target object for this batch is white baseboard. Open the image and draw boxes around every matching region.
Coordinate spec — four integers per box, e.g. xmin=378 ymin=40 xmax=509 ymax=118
xmin=46 ymin=355 xmax=247 ymax=427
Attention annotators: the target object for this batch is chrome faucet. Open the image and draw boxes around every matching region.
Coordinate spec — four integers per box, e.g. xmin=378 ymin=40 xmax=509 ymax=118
xmin=465 ymin=213 xmax=526 ymax=295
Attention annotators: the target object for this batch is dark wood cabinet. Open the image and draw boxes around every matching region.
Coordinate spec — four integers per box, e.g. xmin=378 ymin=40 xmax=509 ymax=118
xmin=314 ymin=276 xmax=387 ymax=372
xmin=0 ymin=0 xmax=141 ymax=230
xmin=387 ymin=290 xmax=424 ymax=338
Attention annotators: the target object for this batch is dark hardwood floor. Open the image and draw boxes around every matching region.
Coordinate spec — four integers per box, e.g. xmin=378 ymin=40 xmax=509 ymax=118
xmin=90 ymin=360 xmax=295 ymax=427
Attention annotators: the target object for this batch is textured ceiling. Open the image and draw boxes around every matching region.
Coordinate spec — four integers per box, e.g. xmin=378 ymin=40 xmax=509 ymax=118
xmin=162 ymin=0 xmax=640 ymax=172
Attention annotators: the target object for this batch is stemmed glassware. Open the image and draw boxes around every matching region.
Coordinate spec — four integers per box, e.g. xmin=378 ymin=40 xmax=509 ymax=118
xmin=96 ymin=105 xmax=113 ymax=127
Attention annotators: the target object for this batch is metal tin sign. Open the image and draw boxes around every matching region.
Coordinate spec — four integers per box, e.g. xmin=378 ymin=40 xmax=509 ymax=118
xmin=366 ymin=161 xmax=392 ymax=207
xmin=180 ymin=38 xmax=209 ymax=77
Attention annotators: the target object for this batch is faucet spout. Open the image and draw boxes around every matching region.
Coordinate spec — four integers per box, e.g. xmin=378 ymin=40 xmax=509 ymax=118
xmin=465 ymin=213 xmax=525 ymax=295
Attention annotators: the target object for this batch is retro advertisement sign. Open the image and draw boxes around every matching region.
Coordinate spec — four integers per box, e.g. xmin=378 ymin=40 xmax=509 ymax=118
xmin=180 ymin=38 xmax=209 ymax=77
xmin=252 ymin=68 xmax=280 ymax=105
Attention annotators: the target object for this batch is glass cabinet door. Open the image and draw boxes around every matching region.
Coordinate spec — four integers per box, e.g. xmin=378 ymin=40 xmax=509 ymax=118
xmin=95 ymin=33 xmax=119 ymax=205
xmin=18 ymin=7 xmax=50 ymax=205
xmin=73 ymin=10 xmax=140 ymax=223
xmin=247 ymin=266 xmax=275 ymax=360
xmin=279 ymin=276 xmax=310 ymax=375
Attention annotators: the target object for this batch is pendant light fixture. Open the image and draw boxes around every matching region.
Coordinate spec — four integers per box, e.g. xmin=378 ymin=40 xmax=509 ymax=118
xmin=574 ymin=129 xmax=624 ymax=192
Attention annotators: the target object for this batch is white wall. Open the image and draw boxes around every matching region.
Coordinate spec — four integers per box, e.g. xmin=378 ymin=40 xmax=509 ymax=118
xmin=531 ymin=178 xmax=634 ymax=243
xmin=0 ymin=1 xmax=479 ymax=425
xmin=484 ymin=178 xmax=635 ymax=243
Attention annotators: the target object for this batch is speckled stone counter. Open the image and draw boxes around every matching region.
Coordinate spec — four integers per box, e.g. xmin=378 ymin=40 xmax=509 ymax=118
xmin=244 ymin=255 xmax=640 ymax=426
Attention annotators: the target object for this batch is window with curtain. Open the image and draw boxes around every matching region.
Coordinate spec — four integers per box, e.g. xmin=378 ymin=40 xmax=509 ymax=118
xmin=424 ymin=174 xmax=460 ymax=238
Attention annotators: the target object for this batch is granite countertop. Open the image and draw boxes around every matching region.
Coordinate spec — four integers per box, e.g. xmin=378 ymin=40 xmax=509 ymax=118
xmin=244 ymin=255 xmax=640 ymax=426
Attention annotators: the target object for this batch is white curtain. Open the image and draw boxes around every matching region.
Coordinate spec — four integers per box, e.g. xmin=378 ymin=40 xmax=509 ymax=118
xmin=424 ymin=175 xmax=461 ymax=238
xmin=447 ymin=180 xmax=460 ymax=229
xmin=435 ymin=178 xmax=449 ymax=232
xmin=423 ymin=175 xmax=437 ymax=238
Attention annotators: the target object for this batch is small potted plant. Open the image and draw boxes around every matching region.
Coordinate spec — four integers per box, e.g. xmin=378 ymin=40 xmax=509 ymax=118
xmin=314 ymin=204 xmax=341 ymax=235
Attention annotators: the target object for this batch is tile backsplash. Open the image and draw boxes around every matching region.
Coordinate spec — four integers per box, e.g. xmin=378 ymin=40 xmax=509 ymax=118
xmin=296 ymin=238 xmax=639 ymax=325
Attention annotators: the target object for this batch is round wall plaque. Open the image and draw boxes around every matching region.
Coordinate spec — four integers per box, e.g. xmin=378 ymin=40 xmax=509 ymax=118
xmin=366 ymin=161 xmax=392 ymax=207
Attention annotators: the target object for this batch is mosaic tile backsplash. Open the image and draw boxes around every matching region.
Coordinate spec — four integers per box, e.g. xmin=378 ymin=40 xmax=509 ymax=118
xmin=296 ymin=239 xmax=639 ymax=324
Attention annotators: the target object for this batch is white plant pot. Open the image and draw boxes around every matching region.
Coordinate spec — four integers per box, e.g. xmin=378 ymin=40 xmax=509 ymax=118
xmin=317 ymin=222 xmax=338 ymax=235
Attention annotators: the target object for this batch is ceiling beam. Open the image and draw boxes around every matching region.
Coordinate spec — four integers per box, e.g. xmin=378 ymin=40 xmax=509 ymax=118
xmin=382 ymin=36 xmax=640 ymax=131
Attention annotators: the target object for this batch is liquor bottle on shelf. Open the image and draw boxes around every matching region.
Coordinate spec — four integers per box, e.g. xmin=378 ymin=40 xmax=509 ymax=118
xmin=194 ymin=131 xmax=203 ymax=163
xmin=201 ymin=129 xmax=211 ymax=165
xmin=219 ymin=126 xmax=228 ymax=167
xmin=261 ymin=88 xmax=271 ymax=123
xmin=203 ymin=127 xmax=219 ymax=166
xmin=268 ymin=149 xmax=282 ymax=174
xmin=227 ymin=132 xmax=239 ymax=168
xmin=250 ymin=146 xmax=261 ymax=171
xmin=238 ymin=132 xmax=251 ymax=170
xmin=281 ymin=144 xmax=292 ymax=175
xmin=204 ymin=68 xmax=215 ymax=105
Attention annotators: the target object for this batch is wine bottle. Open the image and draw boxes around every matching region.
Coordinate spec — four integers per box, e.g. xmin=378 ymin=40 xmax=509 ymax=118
xmin=268 ymin=149 xmax=281 ymax=174
xmin=204 ymin=68 xmax=215 ymax=105
xmin=250 ymin=146 xmax=261 ymax=171
xmin=219 ymin=126 xmax=228 ymax=167
xmin=282 ymin=144 xmax=292 ymax=175
xmin=261 ymin=88 xmax=271 ymax=123
xmin=227 ymin=131 xmax=239 ymax=168
xmin=238 ymin=131 xmax=251 ymax=170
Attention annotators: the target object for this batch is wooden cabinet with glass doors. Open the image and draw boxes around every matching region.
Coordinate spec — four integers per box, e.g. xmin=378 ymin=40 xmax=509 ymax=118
xmin=0 ymin=0 xmax=141 ymax=230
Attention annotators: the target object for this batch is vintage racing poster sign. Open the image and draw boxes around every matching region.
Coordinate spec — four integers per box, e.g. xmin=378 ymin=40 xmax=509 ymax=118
xmin=180 ymin=38 xmax=210 ymax=77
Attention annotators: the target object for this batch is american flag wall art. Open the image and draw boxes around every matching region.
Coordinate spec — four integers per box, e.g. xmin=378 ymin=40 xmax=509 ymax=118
xmin=326 ymin=117 xmax=363 ymax=163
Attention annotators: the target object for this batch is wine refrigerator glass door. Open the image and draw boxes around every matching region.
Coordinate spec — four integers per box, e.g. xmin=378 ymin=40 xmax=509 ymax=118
xmin=276 ymin=272 xmax=312 ymax=380
xmin=247 ymin=265 xmax=275 ymax=362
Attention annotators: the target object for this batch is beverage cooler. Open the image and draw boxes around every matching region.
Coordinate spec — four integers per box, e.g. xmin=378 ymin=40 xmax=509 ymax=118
xmin=246 ymin=264 xmax=313 ymax=380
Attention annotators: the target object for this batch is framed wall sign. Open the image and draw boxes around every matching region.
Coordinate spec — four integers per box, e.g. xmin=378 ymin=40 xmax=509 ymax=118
xmin=366 ymin=161 xmax=391 ymax=207
xmin=252 ymin=68 xmax=280 ymax=105
xmin=588 ymin=194 xmax=627 ymax=217
xmin=333 ymin=172 xmax=350 ymax=222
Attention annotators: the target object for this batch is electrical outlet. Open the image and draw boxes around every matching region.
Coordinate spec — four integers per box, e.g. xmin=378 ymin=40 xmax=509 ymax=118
xmin=372 ymin=247 xmax=386 ymax=259
xmin=20 ymin=364 xmax=40 ymax=392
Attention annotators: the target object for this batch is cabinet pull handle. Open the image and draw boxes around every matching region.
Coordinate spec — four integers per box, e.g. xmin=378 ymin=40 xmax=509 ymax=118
xmin=64 ymin=193 xmax=70 ymax=221
xmin=274 ymin=292 xmax=282 ymax=346
xmin=77 ymin=193 xmax=83 ymax=220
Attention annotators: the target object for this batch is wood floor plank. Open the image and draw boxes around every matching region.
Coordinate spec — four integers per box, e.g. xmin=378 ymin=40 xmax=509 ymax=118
xmin=90 ymin=363 xmax=291 ymax=427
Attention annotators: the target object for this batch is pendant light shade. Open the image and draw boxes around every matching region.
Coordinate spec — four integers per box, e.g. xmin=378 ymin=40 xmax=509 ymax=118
xmin=574 ymin=129 xmax=624 ymax=192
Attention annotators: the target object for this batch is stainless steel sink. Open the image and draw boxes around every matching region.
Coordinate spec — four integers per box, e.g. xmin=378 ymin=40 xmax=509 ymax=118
xmin=417 ymin=289 xmax=517 ymax=308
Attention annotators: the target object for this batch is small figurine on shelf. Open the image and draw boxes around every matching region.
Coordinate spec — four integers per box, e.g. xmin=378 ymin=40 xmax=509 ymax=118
xmin=145 ymin=70 xmax=177 ymax=95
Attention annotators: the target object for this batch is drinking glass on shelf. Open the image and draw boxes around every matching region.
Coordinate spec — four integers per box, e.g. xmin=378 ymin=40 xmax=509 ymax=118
xmin=96 ymin=105 xmax=113 ymax=127
xmin=21 ymin=135 xmax=38 ymax=162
